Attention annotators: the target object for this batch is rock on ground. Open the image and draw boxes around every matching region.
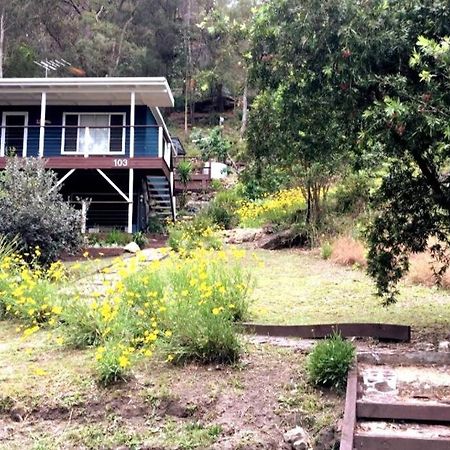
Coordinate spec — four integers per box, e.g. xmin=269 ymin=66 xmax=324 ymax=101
xmin=124 ymin=242 xmax=141 ymax=253
xmin=224 ymin=228 xmax=265 ymax=244
xmin=284 ymin=426 xmax=312 ymax=450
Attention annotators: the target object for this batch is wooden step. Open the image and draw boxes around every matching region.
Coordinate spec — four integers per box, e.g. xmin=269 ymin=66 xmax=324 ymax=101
xmin=354 ymin=422 xmax=450 ymax=450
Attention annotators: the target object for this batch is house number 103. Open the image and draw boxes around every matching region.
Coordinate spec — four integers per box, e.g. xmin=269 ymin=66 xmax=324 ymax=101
xmin=113 ymin=159 xmax=128 ymax=167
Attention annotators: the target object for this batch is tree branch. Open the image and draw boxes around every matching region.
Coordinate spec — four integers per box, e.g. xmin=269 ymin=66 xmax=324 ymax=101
xmin=62 ymin=0 xmax=82 ymax=15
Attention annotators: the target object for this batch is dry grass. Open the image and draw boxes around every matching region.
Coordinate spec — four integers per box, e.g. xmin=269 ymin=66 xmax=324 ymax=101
xmin=328 ymin=237 xmax=450 ymax=289
xmin=408 ymin=252 xmax=450 ymax=289
xmin=330 ymin=236 xmax=366 ymax=267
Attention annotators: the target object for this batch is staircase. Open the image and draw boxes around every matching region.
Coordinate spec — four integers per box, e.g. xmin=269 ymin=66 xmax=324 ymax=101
xmin=146 ymin=175 xmax=174 ymax=220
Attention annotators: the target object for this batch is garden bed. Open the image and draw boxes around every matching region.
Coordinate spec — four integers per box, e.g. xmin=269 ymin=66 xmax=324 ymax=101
xmin=0 ymin=322 xmax=342 ymax=449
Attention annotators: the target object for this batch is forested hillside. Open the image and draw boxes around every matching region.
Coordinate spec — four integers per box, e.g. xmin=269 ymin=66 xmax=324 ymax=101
xmin=0 ymin=0 xmax=252 ymax=120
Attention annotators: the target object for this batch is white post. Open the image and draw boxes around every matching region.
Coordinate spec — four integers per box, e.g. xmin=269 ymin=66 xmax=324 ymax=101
xmin=130 ymin=91 xmax=135 ymax=158
xmin=170 ymin=170 xmax=176 ymax=220
xmin=128 ymin=168 xmax=134 ymax=233
xmin=158 ymin=126 xmax=163 ymax=158
xmin=81 ymin=200 xmax=87 ymax=234
xmin=38 ymin=92 xmax=47 ymax=157
xmin=84 ymin=127 xmax=90 ymax=158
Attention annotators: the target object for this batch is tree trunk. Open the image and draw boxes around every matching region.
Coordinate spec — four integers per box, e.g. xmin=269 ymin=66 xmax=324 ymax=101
xmin=306 ymin=184 xmax=311 ymax=224
xmin=216 ymin=83 xmax=224 ymax=112
xmin=240 ymin=77 xmax=248 ymax=138
xmin=184 ymin=73 xmax=189 ymax=135
xmin=0 ymin=11 xmax=4 ymax=79
xmin=184 ymin=0 xmax=192 ymax=136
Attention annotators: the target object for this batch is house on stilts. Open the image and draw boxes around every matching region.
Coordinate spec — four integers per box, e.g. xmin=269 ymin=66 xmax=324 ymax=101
xmin=0 ymin=77 xmax=175 ymax=233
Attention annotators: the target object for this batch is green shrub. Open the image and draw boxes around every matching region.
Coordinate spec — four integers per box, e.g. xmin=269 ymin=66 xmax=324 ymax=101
xmin=0 ymin=253 xmax=65 ymax=327
xmin=332 ymin=172 xmax=374 ymax=215
xmin=104 ymin=229 xmax=132 ymax=246
xmin=167 ymin=216 xmax=222 ymax=254
xmin=132 ymin=231 xmax=147 ymax=249
xmin=160 ymin=302 xmax=242 ymax=364
xmin=307 ymin=334 xmax=355 ymax=390
xmin=0 ymin=158 xmax=82 ymax=263
xmin=191 ymin=127 xmax=231 ymax=163
xmin=237 ymin=188 xmax=306 ymax=229
xmin=320 ymin=242 xmax=333 ymax=260
xmin=86 ymin=233 xmax=102 ymax=246
xmin=147 ymin=216 xmax=166 ymax=234
xmin=1 ymin=245 xmax=252 ymax=385
xmin=95 ymin=339 xmax=139 ymax=385
xmin=206 ymin=189 xmax=242 ymax=229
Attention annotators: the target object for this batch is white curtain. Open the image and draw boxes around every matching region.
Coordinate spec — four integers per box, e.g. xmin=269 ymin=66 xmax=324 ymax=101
xmin=78 ymin=114 xmax=109 ymax=154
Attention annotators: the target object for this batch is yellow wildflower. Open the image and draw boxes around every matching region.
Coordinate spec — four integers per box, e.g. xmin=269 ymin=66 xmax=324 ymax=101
xmin=118 ymin=355 xmax=130 ymax=368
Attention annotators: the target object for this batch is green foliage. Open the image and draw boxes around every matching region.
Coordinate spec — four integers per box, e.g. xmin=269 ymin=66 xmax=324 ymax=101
xmin=95 ymin=340 xmax=138 ymax=385
xmin=0 ymin=158 xmax=82 ymax=263
xmin=320 ymin=242 xmax=332 ymax=260
xmin=332 ymin=172 xmax=374 ymax=216
xmin=104 ymin=230 xmax=132 ymax=247
xmin=240 ymin=165 xmax=287 ymax=199
xmin=132 ymin=231 xmax=147 ymax=249
xmin=176 ymin=159 xmax=193 ymax=209
xmin=206 ymin=189 xmax=243 ymax=229
xmin=0 ymin=251 xmax=65 ymax=326
xmin=237 ymin=188 xmax=306 ymax=229
xmin=147 ymin=216 xmax=166 ymax=234
xmin=0 ymin=235 xmax=21 ymax=260
xmin=61 ymin=248 xmax=252 ymax=382
xmin=307 ymin=334 xmax=355 ymax=390
xmin=249 ymin=0 xmax=450 ymax=302
xmin=177 ymin=160 xmax=193 ymax=186
xmin=191 ymin=127 xmax=231 ymax=163
xmin=167 ymin=216 xmax=222 ymax=254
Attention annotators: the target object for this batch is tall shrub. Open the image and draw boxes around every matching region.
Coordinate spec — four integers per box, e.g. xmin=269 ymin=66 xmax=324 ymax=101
xmin=0 ymin=158 xmax=82 ymax=262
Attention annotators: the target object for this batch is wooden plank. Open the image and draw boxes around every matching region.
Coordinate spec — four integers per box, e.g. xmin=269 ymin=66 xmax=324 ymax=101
xmin=242 ymin=323 xmax=411 ymax=342
xmin=358 ymin=351 xmax=450 ymax=366
xmin=354 ymin=435 xmax=450 ymax=450
xmin=357 ymin=401 xmax=450 ymax=422
xmin=340 ymin=367 xmax=358 ymax=450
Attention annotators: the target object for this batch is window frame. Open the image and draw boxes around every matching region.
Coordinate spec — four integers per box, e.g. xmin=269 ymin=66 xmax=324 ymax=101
xmin=1 ymin=111 xmax=29 ymax=157
xmin=61 ymin=112 xmax=126 ymax=155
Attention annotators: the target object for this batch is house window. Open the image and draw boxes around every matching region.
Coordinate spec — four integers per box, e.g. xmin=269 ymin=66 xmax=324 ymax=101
xmin=1 ymin=112 xmax=28 ymax=157
xmin=62 ymin=113 xmax=126 ymax=155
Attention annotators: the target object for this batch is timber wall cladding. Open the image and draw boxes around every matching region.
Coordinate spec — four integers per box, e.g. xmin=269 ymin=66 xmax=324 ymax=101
xmin=0 ymin=105 xmax=159 ymax=157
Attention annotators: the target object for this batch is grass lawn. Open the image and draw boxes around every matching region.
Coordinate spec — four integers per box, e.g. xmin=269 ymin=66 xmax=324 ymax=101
xmin=2 ymin=246 xmax=448 ymax=449
xmin=249 ymin=249 xmax=450 ymax=341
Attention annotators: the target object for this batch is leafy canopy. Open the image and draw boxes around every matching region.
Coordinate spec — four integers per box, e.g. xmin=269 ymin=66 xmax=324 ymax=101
xmin=248 ymin=0 xmax=450 ymax=302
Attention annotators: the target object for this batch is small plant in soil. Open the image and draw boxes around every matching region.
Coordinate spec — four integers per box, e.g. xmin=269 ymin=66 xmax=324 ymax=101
xmin=307 ymin=333 xmax=355 ymax=390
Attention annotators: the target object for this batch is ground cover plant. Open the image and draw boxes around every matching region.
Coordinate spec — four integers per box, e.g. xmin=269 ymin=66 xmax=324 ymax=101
xmin=237 ymin=187 xmax=306 ymax=228
xmin=0 ymin=242 xmax=253 ymax=385
xmin=307 ymin=334 xmax=355 ymax=390
xmin=167 ymin=216 xmax=223 ymax=254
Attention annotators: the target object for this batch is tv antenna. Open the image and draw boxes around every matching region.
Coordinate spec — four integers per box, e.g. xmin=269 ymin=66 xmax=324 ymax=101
xmin=34 ymin=58 xmax=72 ymax=78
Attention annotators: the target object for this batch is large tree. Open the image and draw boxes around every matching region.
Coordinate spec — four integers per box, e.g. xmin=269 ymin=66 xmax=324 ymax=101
xmin=248 ymin=0 xmax=450 ymax=302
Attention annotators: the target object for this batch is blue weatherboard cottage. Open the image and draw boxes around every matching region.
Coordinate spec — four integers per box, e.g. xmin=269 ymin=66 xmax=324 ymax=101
xmin=0 ymin=77 xmax=175 ymax=232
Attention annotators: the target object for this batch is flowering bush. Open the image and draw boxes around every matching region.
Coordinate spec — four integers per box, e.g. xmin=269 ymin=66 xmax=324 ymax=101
xmin=0 ymin=242 xmax=252 ymax=384
xmin=237 ymin=188 xmax=306 ymax=228
xmin=0 ymin=248 xmax=66 ymax=329
xmin=167 ymin=217 xmax=222 ymax=254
